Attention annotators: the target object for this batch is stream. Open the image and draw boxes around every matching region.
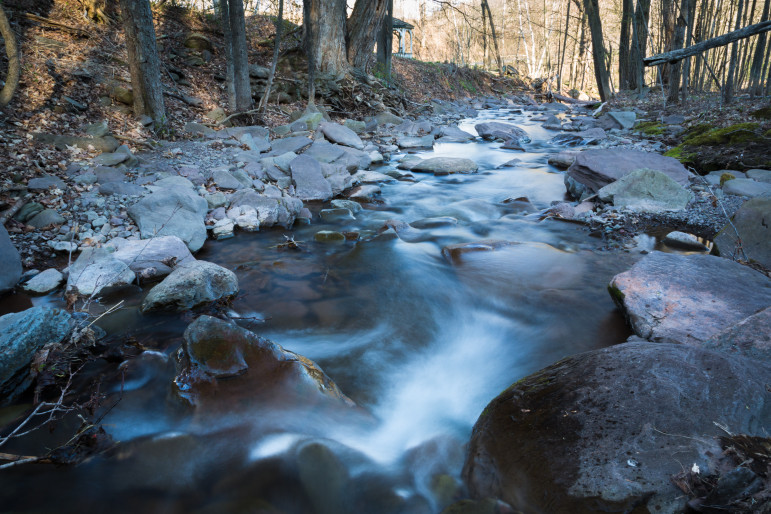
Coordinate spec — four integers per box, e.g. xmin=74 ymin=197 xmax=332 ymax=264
xmin=2 ymin=108 xmax=650 ymax=513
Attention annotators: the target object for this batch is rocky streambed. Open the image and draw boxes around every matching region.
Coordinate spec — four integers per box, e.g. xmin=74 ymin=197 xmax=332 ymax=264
xmin=0 ymin=97 xmax=770 ymax=513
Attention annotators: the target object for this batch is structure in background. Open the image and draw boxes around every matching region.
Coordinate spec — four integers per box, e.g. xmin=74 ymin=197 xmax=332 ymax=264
xmin=394 ymin=18 xmax=414 ymax=58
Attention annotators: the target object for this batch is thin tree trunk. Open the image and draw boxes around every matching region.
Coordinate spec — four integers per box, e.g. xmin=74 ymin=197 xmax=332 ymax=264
xmin=482 ymin=0 xmax=503 ymax=74
xmin=667 ymin=0 xmax=691 ymax=104
xmin=119 ymin=0 xmax=166 ymax=125
xmin=583 ymin=0 xmax=611 ymax=100
xmin=376 ymin=0 xmax=393 ymax=81
xmin=219 ymin=0 xmax=235 ymax=106
xmin=724 ymin=0 xmax=744 ymax=104
xmin=749 ymin=0 xmax=770 ymax=96
xmin=619 ymin=0 xmax=634 ymax=89
xmin=629 ymin=0 xmax=651 ymax=91
xmin=0 ymin=3 xmax=20 ymax=107
xmin=259 ymin=0 xmax=282 ymax=112
xmin=558 ymin=0 xmax=571 ymax=90
xmin=228 ymin=0 xmax=252 ymax=111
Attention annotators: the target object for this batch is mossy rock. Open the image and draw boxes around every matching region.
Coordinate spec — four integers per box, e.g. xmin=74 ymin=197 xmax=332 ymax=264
xmin=719 ymin=172 xmax=736 ymax=186
xmin=663 ymin=144 xmax=697 ymax=163
xmin=633 ymin=121 xmax=665 ymax=135
xmin=764 ymin=129 xmax=771 ymax=138
xmin=683 ymin=122 xmax=761 ymax=146
xmin=751 ymin=106 xmax=771 ymax=119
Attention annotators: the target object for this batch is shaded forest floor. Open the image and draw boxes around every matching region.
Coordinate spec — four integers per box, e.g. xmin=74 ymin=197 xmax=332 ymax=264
xmin=0 ymin=0 xmax=769 ymax=200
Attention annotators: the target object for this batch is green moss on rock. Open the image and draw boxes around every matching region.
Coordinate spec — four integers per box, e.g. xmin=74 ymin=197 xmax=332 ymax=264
xmin=633 ymin=121 xmax=665 ymax=135
xmin=663 ymin=145 xmax=697 ymax=163
xmin=751 ymin=106 xmax=771 ymax=120
xmin=683 ymin=122 xmax=761 ymax=146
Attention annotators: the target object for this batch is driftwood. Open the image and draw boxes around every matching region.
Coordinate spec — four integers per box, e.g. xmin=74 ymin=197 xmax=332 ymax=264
xmin=644 ymin=20 xmax=771 ymax=66
xmin=0 ymin=193 xmax=31 ymax=226
xmin=552 ymin=92 xmax=599 ymax=106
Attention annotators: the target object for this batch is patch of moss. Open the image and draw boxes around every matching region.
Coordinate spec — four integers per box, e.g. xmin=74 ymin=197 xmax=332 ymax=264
xmin=683 ymin=122 xmax=761 ymax=146
xmin=664 ymin=145 xmax=697 ymax=163
xmin=751 ymin=106 xmax=771 ymax=119
xmin=607 ymin=284 xmax=625 ymax=305
xmin=682 ymin=123 xmax=714 ymax=140
xmin=633 ymin=121 xmax=665 ymax=135
xmin=764 ymin=129 xmax=771 ymax=138
xmin=720 ymin=172 xmax=736 ymax=186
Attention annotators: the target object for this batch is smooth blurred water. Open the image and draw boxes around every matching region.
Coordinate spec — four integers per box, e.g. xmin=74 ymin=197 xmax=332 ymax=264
xmin=1 ymin=108 xmax=641 ymax=513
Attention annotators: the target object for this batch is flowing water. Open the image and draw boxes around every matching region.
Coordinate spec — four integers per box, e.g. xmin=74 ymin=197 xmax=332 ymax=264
xmin=2 ymin=108 xmax=645 ymax=513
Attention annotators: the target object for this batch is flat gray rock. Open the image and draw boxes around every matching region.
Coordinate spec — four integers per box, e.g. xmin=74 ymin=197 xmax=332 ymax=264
xmin=0 ymin=225 xmax=21 ymax=293
xmin=66 ymin=247 xmax=136 ymax=296
xmin=212 ymin=170 xmax=246 ymax=190
xmin=702 ymin=307 xmax=771 ymax=360
xmin=598 ymin=168 xmax=693 ymax=212
xmin=27 ymin=175 xmax=65 ymax=191
xmin=722 ymin=177 xmax=771 ymax=197
xmin=27 ymin=209 xmax=65 ymax=228
xmin=141 ymin=260 xmax=238 ymax=312
xmin=94 ymin=167 xmax=126 ymax=183
xmin=609 ymin=251 xmax=771 ymax=345
xmin=474 ymin=122 xmax=531 ymax=143
xmin=608 ymin=110 xmax=637 ymax=129
xmin=22 ymin=268 xmax=64 ymax=293
xmin=464 ymin=341 xmax=771 ymax=514
xmin=746 ymin=168 xmax=771 ymax=183
xmin=0 ymin=307 xmax=71 ymax=404
xmin=99 ymin=182 xmax=146 ymax=196
xmin=303 ymin=141 xmax=347 ymax=164
xmin=106 ymin=235 xmax=195 ymax=278
xmin=270 ymin=136 xmax=313 ymax=155
xmin=436 ymin=125 xmax=475 ymax=142
xmin=565 ymin=149 xmax=692 ymax=199
xmin=374 ymin=112 xmax=404 ymax=126
xmin=410 ymin=157 xmax=478 ymax=175
xmin=319 ymin=122 xmax=364 ymax=150
xmin=290 ymin=155 xmax=332 ymax=202
xmin=128 ymin=188 xmax=209 ymax=252
xmin=713 ymin=196 xmax=771 ymax=269
xmin=396 ymin=135 xmax=435 ymax=149
xmin=93 ymin=152 xmax=129 ymax=167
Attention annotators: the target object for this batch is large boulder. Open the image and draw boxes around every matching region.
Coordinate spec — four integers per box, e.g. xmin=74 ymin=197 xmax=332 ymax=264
xmin=436 ymin=125 xmax=476 ymax=143
xmin=713 ymin=196 xmax=771 ymax=269
xmin=565 ymin=149 xmax=692 ymax=199
xmin=597 ymin=168 xmax=693 ymax=212
xmin=290 ymin=155 xmax=333 ymax=202
xmin=0 ymin=225 xmax=22 ymax=294
xmin=702 ymin=306 xmax=771 ymax=360
xmin=128 ymin=188 xmax=209 ymax=252
xmin=319 ymin=122 xmax=365 ymax=150
xmin=173 ymin=315 xmax=352 ymax=410
xmin=66 ymin=247 xmax=136 ymax=297
xmin=229 ymin=189 xmax=303 ymax=228
xmin=0 ymin=307 xmax=72 ymax=404
xmin=609 ymin=251 xmax=771 ymax=345
xmin=463 ymin=341 xmax=771 ymax=514
xmin=411 ymin=157 xmax=479 ymax=175
xmin=474 ymin=122 xmax=530 ymax=143
xmin=140 ymin=260 xmax=238 ymax=312
xmin=105 ymin=236 xmax=195 ymax=279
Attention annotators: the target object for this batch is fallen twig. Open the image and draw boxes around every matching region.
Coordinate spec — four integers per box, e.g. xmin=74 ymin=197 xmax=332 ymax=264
xmin=0 ymin=193 xmax=31 ymax=226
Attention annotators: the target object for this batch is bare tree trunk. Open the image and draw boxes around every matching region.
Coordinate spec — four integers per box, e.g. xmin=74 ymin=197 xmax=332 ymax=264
xmin=724 ymin=0 xmax=746 ymax=104
xmin=259 ymin=0 xmax=282 ymax=112
xmin=220 ymin=0 xmax=252 ymax=112
xmin=667 ymin=0 xmax=692 ymax=104
xmin=347 ymin=0 xmax=389 ymax=70
xmin=482 ymin=0 xmax=503 ymax=74
xmin=619 ymin=0 xmax=634 ymax=89
xmin=583 ymin=0 xmax=611 ymax=100
xmin=304 ymin=0 xmax=347 ymax=77
xmin=558 ymin=0 xmax=571 ymax=90
xmin=628 ymin=0 xmax=651 ymax=91
xmin=749 ymin=0 xmax=771 ymax=97
xmin=119 ymin=0 xmax=166 ymax=126
xmin=0 ymin=3 xmax=20 ymax=107
xmin=376 ymin=0 xmax=393 ymax=80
